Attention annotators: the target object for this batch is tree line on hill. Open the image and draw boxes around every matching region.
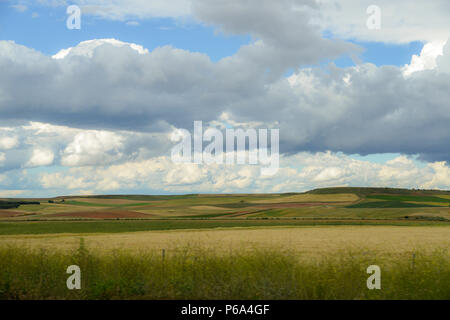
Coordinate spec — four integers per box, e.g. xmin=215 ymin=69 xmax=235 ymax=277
xmin=0 ymin=200 xmax=40 ymax=209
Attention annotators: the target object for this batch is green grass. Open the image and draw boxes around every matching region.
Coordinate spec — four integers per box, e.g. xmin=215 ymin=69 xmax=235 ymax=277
xmin=81 ymin=194 xmax=200 ymax=201
xmin=246 ymin=206 xmax=450 ymax=221
xmin=367 ymin=195 xmax=450 ymax=203
xmin=346 ymin=201 xmax=439 ymax=208
xmin=308 ymin=187 xmax=450 ymax=196
xmin=62 ymin=201 xmax=150 ymax=208
xmin=0 ymin=219 xmax=448 ymax=236
xmin=0 ymin=243 xmax=448 ymax=300
xmin=14 ymin=204 xmax=49 ymax=212
xmin=169 ymin=213 xmax=233 ymax=219
xmin=210 ymin=203 xmax=252 ymax=208
xmin=252 ymin=209 xmax=287 ymax=218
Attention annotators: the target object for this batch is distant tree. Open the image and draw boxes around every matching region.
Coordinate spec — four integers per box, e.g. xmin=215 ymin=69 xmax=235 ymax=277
xmin=0 ymin=201 xmax=20 ymax=209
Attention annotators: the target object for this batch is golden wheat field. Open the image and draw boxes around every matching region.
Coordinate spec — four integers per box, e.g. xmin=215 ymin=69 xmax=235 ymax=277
xmin=1 ymin=226 xmax=448 ymax=258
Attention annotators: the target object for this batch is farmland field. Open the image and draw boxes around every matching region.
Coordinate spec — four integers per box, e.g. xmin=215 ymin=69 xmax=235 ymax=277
xmin=1 ymin=187 xmax=449 ymax=221
xmin=0 ymin=187 xmax=449 ymax=300
xmin=1 ymin=226 xmax=448 ymax=257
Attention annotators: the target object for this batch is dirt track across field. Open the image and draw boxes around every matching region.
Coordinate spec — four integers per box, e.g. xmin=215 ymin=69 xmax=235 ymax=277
xmin=50 ymin=210 xmax=151 ymax=219
xmin=257 ymin=202 xmax=336 ymax=209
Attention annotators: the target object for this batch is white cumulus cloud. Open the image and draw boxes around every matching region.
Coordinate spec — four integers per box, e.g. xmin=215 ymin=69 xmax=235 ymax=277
xmin=25 ymin=149 xmax=54 ymax=167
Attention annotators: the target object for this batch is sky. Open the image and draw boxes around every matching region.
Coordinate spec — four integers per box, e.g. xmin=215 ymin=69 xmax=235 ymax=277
xmin=0 ymin=0 xmax=449 ymax=197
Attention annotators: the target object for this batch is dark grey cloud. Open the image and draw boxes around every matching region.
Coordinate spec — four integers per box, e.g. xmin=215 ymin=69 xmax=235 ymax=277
xmin=267 ymin=62 xmax=450 ymax=162
xmin=1 ymin=1 xmax=359 ymax=131
xmin=1 ymin=38 xmax=450 ymax=162
xmin=192 ymin=0 xmax=359 ymax=75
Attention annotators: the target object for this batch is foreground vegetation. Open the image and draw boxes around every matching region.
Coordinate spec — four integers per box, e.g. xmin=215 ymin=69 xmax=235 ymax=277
xmin=0 ymin=242 xmax=448 ymax=300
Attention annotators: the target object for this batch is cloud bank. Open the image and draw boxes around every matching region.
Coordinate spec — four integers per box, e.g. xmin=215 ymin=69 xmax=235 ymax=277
xmin=1 ymin=0 xmax=449 ymax=196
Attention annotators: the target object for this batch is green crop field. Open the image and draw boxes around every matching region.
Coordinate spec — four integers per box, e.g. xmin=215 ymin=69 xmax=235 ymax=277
xmin=367 ymin=195 xmax=450 ymax=203
xmin=0 ymin=219 xmax=448 ymax=236
xmin=346 ymin=201 xmax=439 ymax=208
